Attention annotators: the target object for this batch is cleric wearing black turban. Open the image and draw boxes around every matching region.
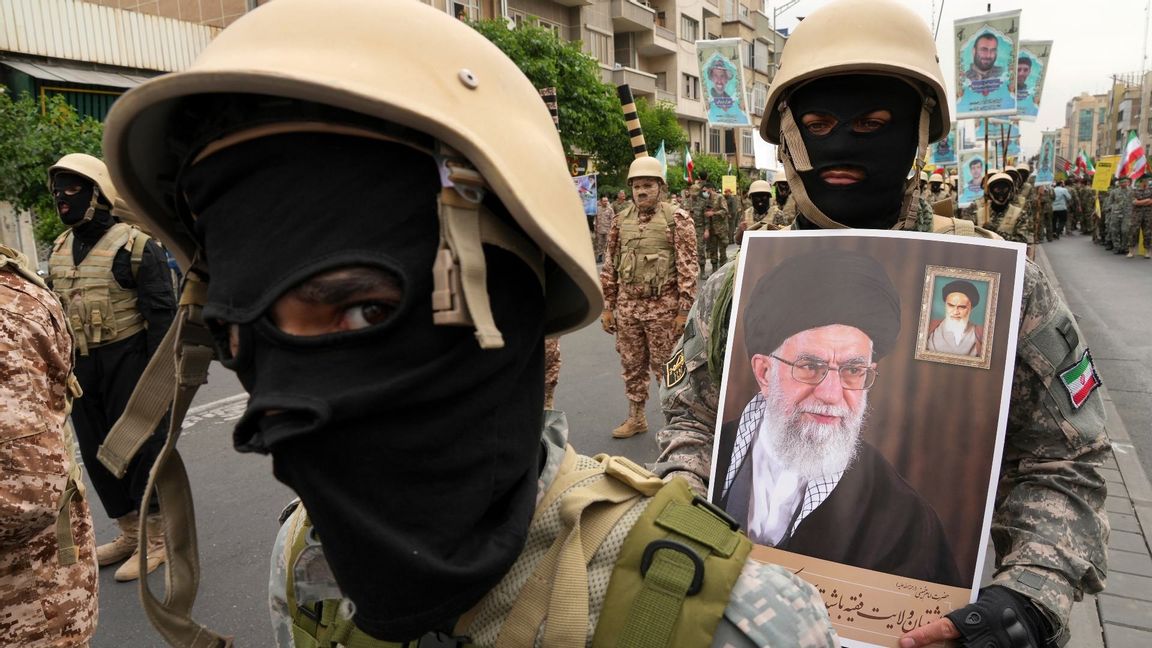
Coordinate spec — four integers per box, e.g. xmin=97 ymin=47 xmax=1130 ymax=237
xmin=715 ymin=251 xmax=964 ymax=588
xmin=926 ymin=279 xmax=985 ymax=357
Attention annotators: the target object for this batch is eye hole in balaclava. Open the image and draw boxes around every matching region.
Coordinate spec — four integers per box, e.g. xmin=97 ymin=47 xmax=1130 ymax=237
xmin=989 ymin=180 xmax=1014 ymax=207
xmin=183 ymin=131 xmax=546 ymax=641
xmin=788 ymin=74 xmax=921 ymax=229
xmin=750 ymin=193 xmax=772 ymax=213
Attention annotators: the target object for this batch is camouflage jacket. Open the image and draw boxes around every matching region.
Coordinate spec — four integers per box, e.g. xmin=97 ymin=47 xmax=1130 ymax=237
xmin=600 ymin=202 xmax=698 ymax=313
xmin=1 ymin=251 xmax=98 ymax=648
xmin=269 ymin=412 xmax=840 ymax=647
xmin=653 ymin=199 xmax=1109 ymax=642
xmin=1108 ymin=186 xmax=1133 ymax=219
xmin=1075 ymin=186 xmax=1097 ymax=217
xmin=768 ymin=196 xmax=798 ymax=227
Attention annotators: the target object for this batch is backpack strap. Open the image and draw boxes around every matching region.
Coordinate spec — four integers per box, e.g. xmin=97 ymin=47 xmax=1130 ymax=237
xmin=592 ymin=478 xmax=751 ymax=648
xmin=122 ymin=226 xmax=150 ymax=279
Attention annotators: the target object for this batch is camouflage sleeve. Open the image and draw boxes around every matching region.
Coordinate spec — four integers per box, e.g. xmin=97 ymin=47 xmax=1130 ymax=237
xmin=0 ymin=271 xmax=73 ymax=547
xmin=600 ymin=217 xmax=621 ymax=311
xmin=653 ymin=264 xmax=732 ymax=496
xmin=672 ymin=208 xmax=699 ymax=313
xmin=711 ymin=559 xmax=839 ymax=647
xmin=991 ymin=260 xmax=1109 ymax=642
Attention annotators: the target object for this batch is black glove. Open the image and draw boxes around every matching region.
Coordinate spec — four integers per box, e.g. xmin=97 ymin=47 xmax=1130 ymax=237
xmin=944 ymin=586 xmax=1053 ymax=648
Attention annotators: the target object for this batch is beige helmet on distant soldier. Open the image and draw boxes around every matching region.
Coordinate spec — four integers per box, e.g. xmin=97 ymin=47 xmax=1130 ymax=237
xmin=929 ymin=172 xmax=944 ymax=183
xmin=103 ymin=0 xmax=599 ymax=344
xmin=627 ymin=156 xmax=665 ymax=183
xmin=48 ymin=153 xmax=121 ymax=224
xmin=747 ymin=179 xmax=773 ymax=195
xmin=758 ymin=0 xmax=950 ymax=229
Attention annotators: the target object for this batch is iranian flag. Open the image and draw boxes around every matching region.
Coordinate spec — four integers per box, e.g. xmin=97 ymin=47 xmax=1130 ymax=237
xmin=1075 ymin=149 xmax=1094 ymax=177
xmin=1059 ymin=350 xmax=1102 ymax=410
xmin=1120 ymin=130 xmax=1148 ymax=179
xmin=684 ymin=145 xmax=694 ymax=182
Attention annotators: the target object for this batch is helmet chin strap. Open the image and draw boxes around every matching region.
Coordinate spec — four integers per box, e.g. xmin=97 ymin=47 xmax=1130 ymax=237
xmin=777 ymin=94 xmax=936 ymax=231
xmin=75 ymin=185 xmax=102 ymax=226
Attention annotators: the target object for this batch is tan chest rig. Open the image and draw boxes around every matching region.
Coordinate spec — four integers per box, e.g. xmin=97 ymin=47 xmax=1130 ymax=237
xmin=49 ymin=222 xmax=148 ymax=355
xmin=615 ymin=203 xmax=676 ymax=296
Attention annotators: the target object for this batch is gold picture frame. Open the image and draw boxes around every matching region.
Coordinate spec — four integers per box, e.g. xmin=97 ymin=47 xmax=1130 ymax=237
xmin=915 ymin=265 xmax=1001 ymax=369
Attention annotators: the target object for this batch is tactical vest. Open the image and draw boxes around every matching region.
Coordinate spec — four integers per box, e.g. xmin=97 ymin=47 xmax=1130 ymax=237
xmin=282 ymin=452 xmax=750 ymax=648
xmin=49 ymin=223 xmax=148 ymax=355
xmin=987 ymin=203 xmax=1025 ymax=239
xmin=742 ymin=207 xmax=776 ymax=233
xmin=615 ymin=203 xmax=677 ymax=296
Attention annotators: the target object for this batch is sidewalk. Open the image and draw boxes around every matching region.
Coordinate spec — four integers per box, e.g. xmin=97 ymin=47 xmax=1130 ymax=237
xmin=1034 ymin=245 xmax=1152 ymax=648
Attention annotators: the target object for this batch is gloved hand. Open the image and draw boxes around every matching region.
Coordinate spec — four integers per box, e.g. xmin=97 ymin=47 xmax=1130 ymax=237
xmin=674 ymin=310 xmax=689 ymax=338
xmin=899 ymin=586 xmax=1052 ymax=648
xmin=601 ymin=309 xmax=616 ymax=334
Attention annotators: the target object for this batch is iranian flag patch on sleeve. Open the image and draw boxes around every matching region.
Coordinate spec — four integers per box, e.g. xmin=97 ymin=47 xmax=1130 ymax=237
xmin=1059 ymin=349 xmax=1102 ymax=409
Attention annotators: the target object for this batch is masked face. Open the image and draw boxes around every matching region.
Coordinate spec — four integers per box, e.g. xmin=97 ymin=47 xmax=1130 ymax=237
xmin=930 ymin=181 xmax=942 ymax=192
xmin=774 ymin=182 xmax=790 ymax=204
xmin=989 ymin=181 xmax=1013 ymax=206
xmin=52 ymin=173 xmax=96 ymax=226
xmin=751 ymin=193 xmax=772 ymax=213
xmin=789 ymin=75 xmax=920 ymax=229
xmin=631 ymin=177 xmax=662 ymax=211
xmin=184 ymin=132 xmax=544 ymax=641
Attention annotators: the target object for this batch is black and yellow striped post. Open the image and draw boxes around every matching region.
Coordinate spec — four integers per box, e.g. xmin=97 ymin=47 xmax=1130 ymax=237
xmin=617 ymin=84 xmax=649 ymax=159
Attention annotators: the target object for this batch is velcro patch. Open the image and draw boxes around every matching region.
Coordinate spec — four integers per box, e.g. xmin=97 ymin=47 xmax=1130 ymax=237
xmin=1059 ymin=349 xmax=1102 ymax=410
xmin=665 ymin=349 xmax=687 ymax=387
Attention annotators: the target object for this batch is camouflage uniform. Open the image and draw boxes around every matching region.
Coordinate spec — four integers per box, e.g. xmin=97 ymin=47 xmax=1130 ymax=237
xmin=594 ymin=203 xmax=615 ymax=261
xmin=725 ymin=191 xmax=742 ymax=244
xmin=687 ymin=187 xmax=730 ymax=274
xmin=1128 ymin=185 xmax=1152 ymax=256
xmin=654 ymin=200 xmax=1109 ymax=643
xmin=543 ymin=338 xmax=561 ymax=408
xmin=1 ymin=246 xmax=98 ymax=648
xmin=926 ymin=186 xmax=950 ymax=206
xmin=601 ymin=202 xmax=698 ymax=403
xmin=1107 ymin=185 xmax=1133 ymax=252
xmin=1034 ymin=185 xmax=1053 ymax=243
xmin=269 ymin=413 xmax=840 ymax=648
xmin=768 ymin=195 xmax=798 ymax=227
xmin=739 ymin=206 xmax=781 ymax=242
xmin=1076 ymin=184 xmax=1097 ymax=238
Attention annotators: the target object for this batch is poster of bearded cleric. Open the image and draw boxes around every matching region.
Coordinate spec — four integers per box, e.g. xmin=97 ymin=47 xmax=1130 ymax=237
xmin=709 ymin=230 xmax=1025 ymax=648
xmin=696 ymin=38 xmax=752 ymax=127
xmin=954 ymin=10 xmax=1021 ymax=118
xmin=1016 ymin=40 xmax=1053 ymax=121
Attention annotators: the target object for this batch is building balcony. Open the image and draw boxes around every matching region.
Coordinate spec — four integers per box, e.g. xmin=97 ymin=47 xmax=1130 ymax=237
xmin=603 ymin=66 xmax=657 ymax=96
xmin=656 ymin=88 xmax=677 ymax=105
xmin=636 ymin=25 xmax=677 ymax=56
xmin=611 ymin=0 xmax=655 ymax=33
xmin=552 ymin=0 xmax=593 ymax=6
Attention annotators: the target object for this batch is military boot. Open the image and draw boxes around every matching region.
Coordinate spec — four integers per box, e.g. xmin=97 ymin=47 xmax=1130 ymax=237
xmin=97 ymin=515 xmax=139 ymax=567
xmin=114 ymin=514 xmax=167 ymax=582
xmin=612 ymin=401 xmax=648 ymax=439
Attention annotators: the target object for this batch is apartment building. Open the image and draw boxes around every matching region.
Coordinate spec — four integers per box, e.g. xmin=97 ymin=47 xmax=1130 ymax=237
xmin=1063 ymin=92 xmax=1108 ymax=161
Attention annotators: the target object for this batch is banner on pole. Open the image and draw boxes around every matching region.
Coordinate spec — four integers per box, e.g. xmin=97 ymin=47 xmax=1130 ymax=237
xmin=959 ymin=150 xmax=988 ymax=207
xmin=572 ymin=173 xmax=598 ymax=216
xmin=1036 ymin=132 xmax=1057 ymax=185
xmin=697 ymin=38 xmax=753 ymax=127
xmin=1016 ymin=40 xmax=1052 ymax=122
xmin=1093 ymin=157 xmax=1119 ymax=191
xmin=954 ymin=10 xmax=1022 ymax=118
xmin=931 ymin=124 xmax=959 ymax=166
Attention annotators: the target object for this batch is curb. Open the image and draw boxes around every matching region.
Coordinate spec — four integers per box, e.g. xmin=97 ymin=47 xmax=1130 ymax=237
xmin=1034 ymin=245 xmax=1152 ymax=648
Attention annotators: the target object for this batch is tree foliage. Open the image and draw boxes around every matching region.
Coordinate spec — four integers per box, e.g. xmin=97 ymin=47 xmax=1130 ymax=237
xmin=0 ymin=89 xmax=104 ymax=244
xmin=469 ymin=20 xmax=689 ymax=190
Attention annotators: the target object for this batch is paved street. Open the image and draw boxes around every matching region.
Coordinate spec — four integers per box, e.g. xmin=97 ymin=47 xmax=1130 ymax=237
xmin=87 ymin=238 xmax=1152 ymax=646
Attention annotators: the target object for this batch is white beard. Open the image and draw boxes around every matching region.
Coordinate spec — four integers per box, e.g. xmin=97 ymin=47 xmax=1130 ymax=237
xmin=942 ymin=315 xmax=970 ymax=346
xmin=757 ymin=368 xmax=867 ymax=481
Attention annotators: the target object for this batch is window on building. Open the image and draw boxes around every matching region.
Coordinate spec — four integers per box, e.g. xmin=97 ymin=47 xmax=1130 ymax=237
xmin=537 ymin=17 xmax=563 ymax=38
xmin=709 ymin=127 xmax=721 ymax=154
xmin=452 ymin=0 xmax=479 ymax=20
xmin=694 ymin=141 xmax=701 ymax=153
xmin=742 ymin=129 xmax=754 ymax=156
xmin=753 ymin=40 xmax=769 ymax=73
xmin=681 ymin=15 xmax=698 ymax=42
xmin=683 ymin=73 xmax=700 ymax=100
xmin=752 ymin=82 xmax=768 ymax=114
xmin=655 ymin=71 xmax=668 ymax=91
xmin=615 ymin=33 xmax=637 ymax=68
xmin=587 ymin=31 xmax=612 ymax=65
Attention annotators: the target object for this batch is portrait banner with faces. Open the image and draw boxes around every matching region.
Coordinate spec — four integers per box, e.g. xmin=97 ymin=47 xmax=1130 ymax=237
xmin=1016 ymin=40 xmax=1053 ymax=122
xmin=954 ymin=10 xmax=1022 ymax=118
xmin=572 ymin=173 xmax=598 ymax=216
xmin=930 ymin=124 xmax=959 ymax=166
xmin=958 ymin=149 xmax=988 ymax=207
xmin=705 ymin=230 xmax=1024 ymax=648
xmin=1036 ymin=131 xmax=1058 ymax=185
xmin=696 ymin=38 xmax=752 ymax=128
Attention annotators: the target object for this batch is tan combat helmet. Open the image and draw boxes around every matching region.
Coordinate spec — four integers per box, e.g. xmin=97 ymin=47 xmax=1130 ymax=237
xmin=985 ymin=171 xmax=1015 ymax=197
xmin=48 ymin=153 xmax=121 ymax=225
xmin=103 ymin=0 xmax=600 ymax=344
xmin=758 ymin=0 xmax=950 ymax=229
xmin=747 ymin=179 xmax=773 ymax=195
xmin=627 ymin=156 xmax=665 ymax=183
xmin=929 ymin=172 xmax=944 ymax=183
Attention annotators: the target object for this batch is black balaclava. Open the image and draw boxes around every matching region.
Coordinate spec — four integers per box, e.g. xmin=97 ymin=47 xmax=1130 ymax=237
xmin=183 ymin=132 xmax=544 ymax=641
xmin=53 ymin=172 xmax=114 ymax=250
xmin=751 ymin=192 xmax=772 ymax=214
xmin=773 ymin=181 xmax=790 ymax=206
xmin=788 ymin=75 xmax=920 ymax=230
xmin=988 ymin=179 xmax=1014 ymax=209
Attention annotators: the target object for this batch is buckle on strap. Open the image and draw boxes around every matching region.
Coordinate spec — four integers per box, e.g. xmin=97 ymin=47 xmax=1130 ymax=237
xmin=691 ymin=495 xmax=740 ymax=532
xmin=600 ymin=455 xmax=664 ymax=496
xmin=640 ymin=540 xmax=705 ymax=596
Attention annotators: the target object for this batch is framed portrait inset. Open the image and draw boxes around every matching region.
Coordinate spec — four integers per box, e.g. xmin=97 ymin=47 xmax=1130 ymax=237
xmin=915 ymin=265 xmax=1002 ymax=369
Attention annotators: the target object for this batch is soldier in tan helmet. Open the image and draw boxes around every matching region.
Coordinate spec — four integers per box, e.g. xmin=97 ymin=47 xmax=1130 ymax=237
xmin=735 ymin=179 xmax=780 ymax=242
xmin=600 ymin=156 xmax=698 ymax=439
xmin=654 ymin=1 xmax=1108 ymax=647
xmin=769 ymin=171 xmax=798 ymax=227
xmin=99 ymin=0 xmax=836 ymax=645
xmin=46 ymin=153 xmax=176 ymax=583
